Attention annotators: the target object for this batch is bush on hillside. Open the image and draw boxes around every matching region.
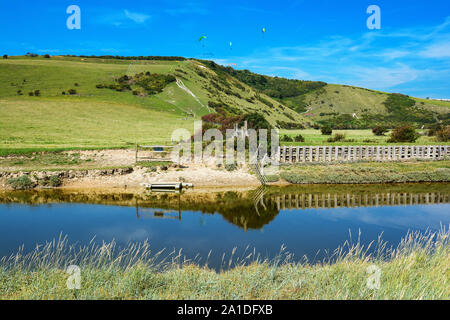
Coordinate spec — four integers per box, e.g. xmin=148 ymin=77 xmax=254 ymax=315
xmin=3 ymin=54 xmax=7 ymax=59
xmin=321 ymin=126 xmax=332 ymax=135
xmin=435 ymin=126 xmax=450 ymax=142
xmin=427 ymin=124 xmax=443 ymax=136
xmin=68 ymin=89 xmax=77 ymax=95
xmin=372 ymin=126 xmax=388 ymax=136
xmin=241 ymin=112 xmax=271 ymax=130
xmin=327 ymin=133 xmax=346 ymax=143
xmin=387 ymin=125 xmax=420 ymax=143
xmin=294 ymin=134 xmax=305 ymax=142
xmin=281 ymin=135 xmax=293 ymax=142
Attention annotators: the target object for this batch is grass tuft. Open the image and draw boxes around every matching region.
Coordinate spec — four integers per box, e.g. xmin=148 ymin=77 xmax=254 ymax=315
xmin=0 ymin=228 xmax=448 ymax=299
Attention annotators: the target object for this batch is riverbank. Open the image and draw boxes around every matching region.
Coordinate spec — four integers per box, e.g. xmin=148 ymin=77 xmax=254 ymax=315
xmin=0 ymin=150 xmax=449 ymax=189
xmin=278 ymin=160 xmax=450 ymax=184
xmin=0 ymin=228 xmax=448 ymax=300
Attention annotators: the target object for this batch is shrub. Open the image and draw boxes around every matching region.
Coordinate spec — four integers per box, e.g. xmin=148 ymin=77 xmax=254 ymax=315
xmin=7 ymin=175 xmax=35 ymax=190
xmin=34 ymin=90 xmax=40 ymax=96
xmin=74 ymin=83 xmax=79 ymax=87
xmin=321 ymin=126 xmax=332 ymax=135
xmin=225 ymin=163 xmax=237 ymax=171
xmin=62 ymin=91 xmax=66 ymax=95
xmin=387 ymin=125 xmax=420 ymax=143
xmin=427 ymin=124 xmax=442 ymax=136
xmin=48 ymin=176 xmax=62 ymax=187
xmin=294 ymin=134 xmax=305 ymax=142
xmin=17 ymin=90 xmax=22 ymax=95
xmin=327 ymin=133 xmax=346 ymax=142
xmin=44 ymin=54 xmax=50 ymax=58
xmin=28 ymin=92 xmax=34 ymax=96
xmin=372 ymin=126 xmax=388 ymax=136
xmin=281 ymin=134 xmax=293 ymax=142
xmin=435 ymin=126 xmax=450 ymax=142
xmin=40 ymin=175 xmax=62 ymax=187
xmin=265 ymin=175 xmax=279 ymax=182
xmin=68 ymin=89 xmax=77 ymax=95
xmin=2 ymin=54 xmax=7 ymax=59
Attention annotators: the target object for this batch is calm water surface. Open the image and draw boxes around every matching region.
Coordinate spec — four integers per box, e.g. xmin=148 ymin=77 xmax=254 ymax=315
xmin=0 ymin=183 xmax=449 ymax=268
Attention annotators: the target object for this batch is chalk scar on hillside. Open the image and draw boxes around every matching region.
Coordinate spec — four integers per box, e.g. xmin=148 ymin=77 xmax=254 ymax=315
xmin=176 ymin=78 xmax=211 ymax=112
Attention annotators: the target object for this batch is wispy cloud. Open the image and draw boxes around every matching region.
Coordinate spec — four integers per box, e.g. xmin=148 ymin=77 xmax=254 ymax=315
xmin=124 ymin=10 xmax=151 ymax=24
xmin=97 ymin=9 xmax=151 ymax=27
xmin=420 ymin=41 xmax=450 ymax=58
xmin=164 ymin=2 xmax=208 ymax=16
xmin=215 ymin=17 xmax=450 ymax=96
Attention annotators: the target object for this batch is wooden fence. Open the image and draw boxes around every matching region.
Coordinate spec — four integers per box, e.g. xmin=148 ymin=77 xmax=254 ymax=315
xmin=279 ymin=145 xmax=449 ymax=163
xmin=271 ymin=191 xmax=449 ymax=210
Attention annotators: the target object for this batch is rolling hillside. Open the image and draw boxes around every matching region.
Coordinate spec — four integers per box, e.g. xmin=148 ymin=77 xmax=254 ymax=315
xmin=0 ymin=55 xmax=449 ymax=152
xmin=0 ymin=55 xmax=308 ymax=151
xmin=203 ymin=60 xmax=450 ymax=129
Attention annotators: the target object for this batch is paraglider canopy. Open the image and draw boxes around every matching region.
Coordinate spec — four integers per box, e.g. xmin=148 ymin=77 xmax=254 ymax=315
xmin=199 ymin=35 xmax=207 ymax=42
xmin=262 ymin=27 xmax=266 ymax=33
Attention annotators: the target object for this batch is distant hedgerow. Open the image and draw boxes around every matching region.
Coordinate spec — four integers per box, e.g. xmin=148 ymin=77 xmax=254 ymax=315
xmin=96 ymin=72 xmax=175 ymax=95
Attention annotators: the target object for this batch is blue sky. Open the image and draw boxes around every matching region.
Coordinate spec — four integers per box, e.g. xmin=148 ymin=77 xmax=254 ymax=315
xmin=0 ymin=0 xmax=449 ymax=98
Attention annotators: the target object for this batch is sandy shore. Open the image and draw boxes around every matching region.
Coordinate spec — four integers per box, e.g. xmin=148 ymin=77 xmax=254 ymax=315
xmin=0 ymin=149 xmax=262 ymax=190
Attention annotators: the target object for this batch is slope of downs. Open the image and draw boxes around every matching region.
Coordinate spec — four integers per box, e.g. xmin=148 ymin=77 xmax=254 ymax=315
xmin=210 ymin=63 xmax=450 ymax=129
xmin=303 ymin=84 xmax=450 ymax=128
xmin=169 ymin=60 xmax=308 ymax=127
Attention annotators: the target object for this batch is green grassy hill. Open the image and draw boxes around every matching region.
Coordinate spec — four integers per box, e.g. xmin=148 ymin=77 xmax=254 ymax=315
xmin=0 ymin=55 xmax=448 ymax=153
xmin=207 ymin=61 xmax=450 ymax=129
xmin=0 ymin=55 xmax=307 ymax=152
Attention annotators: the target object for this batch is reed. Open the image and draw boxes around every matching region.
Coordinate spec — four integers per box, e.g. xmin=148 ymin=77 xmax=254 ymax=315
xmin=0 ymin=227 xmax=448 ymax=299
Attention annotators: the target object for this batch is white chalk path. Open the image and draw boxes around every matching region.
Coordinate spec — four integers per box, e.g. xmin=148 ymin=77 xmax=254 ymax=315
xmin=176 ymin=78 xmax=211 ymax=112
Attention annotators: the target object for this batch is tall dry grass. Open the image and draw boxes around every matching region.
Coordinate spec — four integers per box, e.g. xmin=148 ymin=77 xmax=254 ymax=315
xmin=0 ymin=227 xmax=448 ymax=299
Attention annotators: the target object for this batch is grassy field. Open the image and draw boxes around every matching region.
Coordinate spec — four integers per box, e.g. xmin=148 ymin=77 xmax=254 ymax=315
xmin=279 ymin=129 xmax=449 ymax=146
xmin=292 ymin=83 xmax=449 ymax=124
xmin=278 ymin=160 xmax=450 ymax=184
xmin=0 ymin=56 xmax=308 ymax=154
xmin=0 ymin=229 xmax=448 ymax=299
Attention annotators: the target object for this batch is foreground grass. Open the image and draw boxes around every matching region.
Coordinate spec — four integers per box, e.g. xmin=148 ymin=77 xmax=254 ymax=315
xmin=279 ymin=159 xmax=450 ymax=184
xmin=0 ymin=229 xmax=449 ymax=300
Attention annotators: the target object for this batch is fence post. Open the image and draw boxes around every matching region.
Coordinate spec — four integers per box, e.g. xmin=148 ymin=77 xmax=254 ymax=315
xmin=135 ymin=143 xmax=138 ymax=163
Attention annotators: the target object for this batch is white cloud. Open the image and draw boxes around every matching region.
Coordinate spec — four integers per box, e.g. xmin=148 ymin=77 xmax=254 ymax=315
xmin=420 ymin=41 xmax=450 ymax=58
xmin=124 ymin=10 xmax=151 ymax=24
xmin=350 ymin=64 xmax=421 ymax=90
xmin=97 ymin=9 xmax=151 ymax=27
